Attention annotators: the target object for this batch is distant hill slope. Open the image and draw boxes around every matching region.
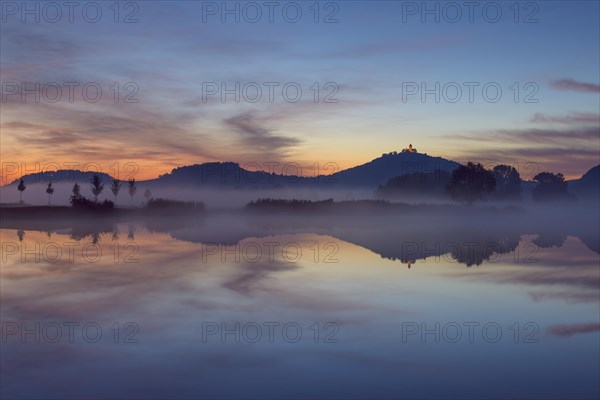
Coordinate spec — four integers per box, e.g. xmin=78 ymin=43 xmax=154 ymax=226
xmin=3 ymin=151 xmax=462 ymax=190
xmin=146 ymin=162 xmax=315 ymax=188
xmin=6 ymin=170 xmax=114 ymax=186
xmin=329 ymin=151 xmax=460 ymax=187
xmin=570 ymin=164 xmax=600 ymax=199
xmin=148 ymin=153 xmax=461 ymax=188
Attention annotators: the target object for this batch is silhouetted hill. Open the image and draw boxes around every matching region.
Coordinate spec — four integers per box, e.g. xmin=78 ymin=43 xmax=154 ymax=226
xmin=2 ymin=152 xmax=473 ymax=191
xmin=329 ymin=151 xmax=460 ymax=187
xmin=570 ymin=164 xmax=600 ymax=200
xmin=129 ymin=152 xmax=461 ymax=189
xmin=7 ymin=170 xmax=114 ymax=186
xmin=146 ymin=162 xmax=315 ymax=188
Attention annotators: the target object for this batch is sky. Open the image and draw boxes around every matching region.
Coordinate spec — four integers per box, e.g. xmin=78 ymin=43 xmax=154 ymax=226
xmin=1 ymin=0 xmax=599 ymax=182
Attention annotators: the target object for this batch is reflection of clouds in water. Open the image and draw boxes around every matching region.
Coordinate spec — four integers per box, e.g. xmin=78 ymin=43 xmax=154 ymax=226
xmin=1 ymin=222 xmax=599 ymax=399
xmin=0 ymin=229 xmax=384 ymax=324
xmin=222 ymin=260 xmax=299 ymax=295
xmin=444 ymin=236 xmax=599 ymax=305
xmin=532 ymin=232 xmax=567 ymax=248
xmin=480 ymin=267 xmax=599 ymax=290
xmin=527 ymin=235 xmax=600 ymax=267
xmin=529 ymin=291 xmax=600 ymax=304
xmin=450 ymin=264 xmax=599 ymax=305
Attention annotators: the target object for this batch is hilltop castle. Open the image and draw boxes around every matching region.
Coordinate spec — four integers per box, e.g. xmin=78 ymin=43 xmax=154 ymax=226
xmin=402 ymin=144 xmax=418 ymax=153
xmin=382 ymin=144 xmax=426 ymax=158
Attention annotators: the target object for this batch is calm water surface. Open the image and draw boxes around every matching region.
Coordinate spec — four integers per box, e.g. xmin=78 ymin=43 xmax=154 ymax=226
xmin=1 ymin=215 xmax=599 ymax=399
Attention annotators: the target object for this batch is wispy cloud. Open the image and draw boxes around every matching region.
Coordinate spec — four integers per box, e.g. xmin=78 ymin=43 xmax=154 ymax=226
xmin=222 ymin=261 xmax=298 ymax=295
xmin=530 ymin=112 xmax=600 ymax=125
xmin=445 ymin=123 xmax=600 ymax=178
xmin=224 ymin=111 xmax=301 ymax=159
xmin=550 ymin=78 xmax=600 ymax=93
xmin=529 ymin=291 xmax=599 ymax=304
xmin=452 ymin=126 xmax=600 ymax=144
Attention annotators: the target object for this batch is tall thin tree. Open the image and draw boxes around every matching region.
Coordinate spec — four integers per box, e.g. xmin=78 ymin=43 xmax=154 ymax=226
xmin=110 ymin=178 xmax=121 ymax=205
xmin=89 ymin=174 xmax=104 ymax=203
xmin=17 ymin=179 xmax=26 ymax=204
xmin=72 ymin=182 xmax=81 ymax=197
xmin=144 ymin=188 xmax=153 ymax=204
xmin=46 ymin=182 xmax=54 ymax=206
xmin=128 ymin=178 xmax=137 ymax=206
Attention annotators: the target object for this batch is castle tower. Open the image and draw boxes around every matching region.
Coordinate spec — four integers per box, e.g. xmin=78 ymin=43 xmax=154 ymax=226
xmin=402 ymin=144 xmax=417 ymax=153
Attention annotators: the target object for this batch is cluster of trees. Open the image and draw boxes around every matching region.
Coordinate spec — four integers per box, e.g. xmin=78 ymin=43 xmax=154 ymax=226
xmin=446 ymin=162 xmax=497 ymax=203
xmin=530 ymin=172 xmax=573 ymax=202
xmin=447 ymin=163 xmax=571 ymax=203
xmin=378 ymin=163 xmax=573 ymax=204
xmin=378 ymin=164 xmax=523 ymax=201
xmin=16 ymin=175 xmax=153 ymax=207
xmin=378 ymin=170 xmax=452 ymax=197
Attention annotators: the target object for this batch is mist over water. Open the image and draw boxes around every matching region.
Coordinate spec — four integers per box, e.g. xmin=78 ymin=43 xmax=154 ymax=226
xmin=4 ymin=181 xmax=597 ymax=210
xmin=1 ymin=182 xmax=381 ymax=208
xmin=1 ymin=0 xmax=599 ymax=397
xmin=1 ymin=209 xmax=598 ymax=399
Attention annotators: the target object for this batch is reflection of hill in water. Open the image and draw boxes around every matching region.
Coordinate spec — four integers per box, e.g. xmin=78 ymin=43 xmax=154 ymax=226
xmin=579 ymin=235 xmax=600 ymax=254
xmin=333 ymin=227 xmax=520 ymax=267
xmin=2 ymin=211 xmax=598 ymax=267
xmin=151 ymin=213 xmax=600 ymax=266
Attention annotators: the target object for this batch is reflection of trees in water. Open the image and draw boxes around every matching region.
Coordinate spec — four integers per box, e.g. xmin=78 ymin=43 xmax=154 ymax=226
xmin=68 ymin=222 xmax=115 ymax=243
xmin=379 ymin=236 xmax=520 ymax=268
xmin=147 ymin=215 xmax=596 ymax=267
xmin=579 ymin=235 xmax=600 ymax=255
xmin=127 ymin=225 xmax=136 ymax=240
xmin=4 ymin=212 xmax=598 ymax=266
xmin=533 ymin=233 xmax=567 ymax=249
xmin=449 ymin=237 xmax=520 ymax=267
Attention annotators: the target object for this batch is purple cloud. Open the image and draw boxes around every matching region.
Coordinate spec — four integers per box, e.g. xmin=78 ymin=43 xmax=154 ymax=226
xmin=224 ymin=111 xmax=301 ymax=159
xmin=530 ymin=112 xmax=600 ymax=125
xmin=551 ymin=79 xmax=600 ymax=93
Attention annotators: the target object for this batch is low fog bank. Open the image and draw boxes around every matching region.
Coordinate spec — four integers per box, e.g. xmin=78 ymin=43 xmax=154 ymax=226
xmin=1 ymin=196 xmax=597 ymax=239
xmin=1 ymin=204 xmax=598 ymax=265
xmin=3 ymin=182 xmax=597 ymax=210
xmin=0 ymin=182 xmax=378 ymax=208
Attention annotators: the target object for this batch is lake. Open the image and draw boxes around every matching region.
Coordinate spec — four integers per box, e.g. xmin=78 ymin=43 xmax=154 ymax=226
xmin=1 ymin=212 xmax=599 ymax=399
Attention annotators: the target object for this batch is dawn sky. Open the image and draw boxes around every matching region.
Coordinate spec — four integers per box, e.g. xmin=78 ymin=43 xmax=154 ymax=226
xmin=1 ymin=0 xmax=599 ymax=181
